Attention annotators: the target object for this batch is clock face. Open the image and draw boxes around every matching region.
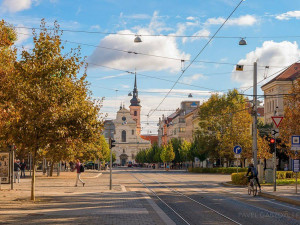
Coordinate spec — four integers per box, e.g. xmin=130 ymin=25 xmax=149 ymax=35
xmin=122 ymin=116 xmax=126 ymax=121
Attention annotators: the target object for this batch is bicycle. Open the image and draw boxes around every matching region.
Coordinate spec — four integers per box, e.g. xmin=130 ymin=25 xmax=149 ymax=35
xmin=247 ymin=177 xmax=258 ymax=196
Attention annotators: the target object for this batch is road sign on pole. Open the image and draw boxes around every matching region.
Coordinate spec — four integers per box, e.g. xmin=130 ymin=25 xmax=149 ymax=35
xmin=271 ymin=116 xmax=283 ymax=128
xmin=291 ymin=135 xmax=300 ymax=151
xmin=233 ymin=145 xmax=242 ymax=154
xmin=271 ymin=129 xmax=279 ymax=138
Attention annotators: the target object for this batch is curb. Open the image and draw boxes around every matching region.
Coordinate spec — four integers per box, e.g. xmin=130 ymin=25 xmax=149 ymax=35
xmin=258 ymin=192 xmax=300 ymax=206
xmin=222 ymin=182 xmax=300 ymax=206
xmin=221 ymin=182 xmax=245 ymax=188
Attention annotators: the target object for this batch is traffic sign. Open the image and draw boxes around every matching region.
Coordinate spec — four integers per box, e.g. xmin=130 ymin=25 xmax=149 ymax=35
xmin=291 ymin=135 xmax=300 ymax=151
xmin=271 ymin=116 xmax=283 ymax=128
xmin=293 ymin=160 xmax=299 ymax=173
xmin=233 ymin=145 xmax=242 ymax=154
xmin=271 ymin=129 xmax=279 ymax=138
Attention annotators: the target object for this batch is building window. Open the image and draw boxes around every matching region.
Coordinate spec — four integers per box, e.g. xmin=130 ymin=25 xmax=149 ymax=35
xmin=179 ymin=118 xmax=185 ymax=123
xmin=132 ymin=130 xmax=134 ymax=135
xmin=179 ymin=127 xmax=186 ymax=133
xmin=134 ymin=111 xmax=137 ymax=116
xmin=122 ymin=130 xmax=126 ymax=142
xmin=123 ymin=149 xmax=125 ymax=153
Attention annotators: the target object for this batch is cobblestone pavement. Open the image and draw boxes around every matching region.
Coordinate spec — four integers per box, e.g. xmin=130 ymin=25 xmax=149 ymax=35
xmin=1 ymin=168 xmax=300 ymax=225
xmin=0 ymin=170 xmax=168 ymax=225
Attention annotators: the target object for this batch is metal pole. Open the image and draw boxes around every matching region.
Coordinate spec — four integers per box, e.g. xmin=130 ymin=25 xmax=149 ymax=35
xmin=273 ymin=140 xmax=277 ymax=191
xmin=10 ymin=146 xmax=14 ymax=190
xmin=109 ymin=137 xmax=112 ymax=190
xmin=253 ymin=62 xmax=258 ymax=169
xmin=273 ymin=109 xmax=278 ymax=192
xmin=296 ymin=172 xmax=298 ymax=194
xmin=29 ymin=153 xmax=32 ymax=177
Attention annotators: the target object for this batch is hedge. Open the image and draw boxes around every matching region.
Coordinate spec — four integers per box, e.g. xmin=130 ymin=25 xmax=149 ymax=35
xmin=276 ymin=171 xmax=300 ymax=179
xmin=231 ymin=172 xmax=248 ymax=185
xmin=188 ymin=167 xmax=248 ymax=174
xmin=231 ymin=171 xmax=300 ymax=185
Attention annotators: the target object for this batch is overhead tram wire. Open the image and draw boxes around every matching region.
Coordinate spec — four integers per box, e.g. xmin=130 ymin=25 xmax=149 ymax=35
xmin=148 ymin=0 xmax=245 ymax=118
xmin=15 ymin=31 xmax=286 ymax=69
xmin=15 ymin=26 xmax=300 ymax=39
xmin=240 ymin=59 xmax=300 ymax=93
xmin=13 ymin=44 xmax=230 ymax=93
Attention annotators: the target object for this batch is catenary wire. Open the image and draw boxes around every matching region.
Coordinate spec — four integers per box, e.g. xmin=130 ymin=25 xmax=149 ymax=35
xmin=148 ymin=0 xmax=245 ymax=117
xmin=15 ymin=31 xmax=286 ymax=68
xmin=15 ymin=26 xmax=300 ymax=39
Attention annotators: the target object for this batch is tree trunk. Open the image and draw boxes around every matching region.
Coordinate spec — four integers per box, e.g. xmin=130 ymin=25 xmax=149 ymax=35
xmin=31 ymin=149 xmax=37 ymax=201
xmin=50 ymin=161 xmax=54 ymax=177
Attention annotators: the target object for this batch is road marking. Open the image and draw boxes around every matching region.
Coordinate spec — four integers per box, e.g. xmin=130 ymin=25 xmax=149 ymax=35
xmin=141 ymin=192 xmax=176 ymax=225
xmin=139 ymin=173 xmax=242 ymax=225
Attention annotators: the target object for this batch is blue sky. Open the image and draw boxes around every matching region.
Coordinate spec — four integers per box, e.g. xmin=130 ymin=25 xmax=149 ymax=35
xmin=1 ymin=0 xmax=300 ymax=134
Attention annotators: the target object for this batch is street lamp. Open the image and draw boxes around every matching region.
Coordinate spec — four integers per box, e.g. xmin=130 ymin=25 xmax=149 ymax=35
xmin=134 ymin=35 xmax=142 ymax=43
xmin=239 ymin=38 xmax=247 ymax=46
xmin=128 ymin=92 xmax=132 ymax=96
xmin=188 ymin=93 xmax=193 ymax=98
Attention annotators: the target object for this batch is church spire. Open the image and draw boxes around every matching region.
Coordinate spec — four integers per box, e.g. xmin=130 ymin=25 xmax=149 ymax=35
xmin=130 ymin=72 xmax=140 ymax=106
xmin=134 ymin=72 xmax=137 ymax=89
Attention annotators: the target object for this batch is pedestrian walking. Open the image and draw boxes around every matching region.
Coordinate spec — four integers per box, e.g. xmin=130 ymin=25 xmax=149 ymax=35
xmin=20 ymin=159 xmax=27 ymax=178
xmin=73 ymin=159 xmax=85 ymax=187
xmin=13 ymin=159 xmax=20 ymax=183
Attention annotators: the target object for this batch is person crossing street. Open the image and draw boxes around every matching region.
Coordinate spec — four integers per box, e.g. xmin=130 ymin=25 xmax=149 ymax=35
xmin=73 ymin=159 xmax=85 ymax=187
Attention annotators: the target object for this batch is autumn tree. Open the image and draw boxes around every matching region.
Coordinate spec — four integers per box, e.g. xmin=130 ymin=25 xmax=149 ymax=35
xmin=0 ymin=20 xmax=17 ymax=149
xmin=160 ymin=143 xmax=175 ymax=167
xmin=0 ymin=20 xmax=103 ymax=200
xmin=280 ymin=79 xmax=300 ymax=159
xmin=195 ymin=89 xmax=252 ymax=166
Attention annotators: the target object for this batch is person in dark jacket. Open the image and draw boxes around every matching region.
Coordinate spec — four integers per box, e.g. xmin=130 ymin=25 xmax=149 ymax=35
xmin=14 ymin=159 xmax=21 ymax=183
xmin=20 ymin=159 xmax=26 ymax=178
xmin=73 ymin=159 xmax=85 ymax=187
xmin=246 ymin=163 xmax=261 ymax=192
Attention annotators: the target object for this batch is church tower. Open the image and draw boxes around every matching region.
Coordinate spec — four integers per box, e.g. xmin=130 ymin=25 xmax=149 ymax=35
xmin=129 ymin=73 xmax=141 ymax=135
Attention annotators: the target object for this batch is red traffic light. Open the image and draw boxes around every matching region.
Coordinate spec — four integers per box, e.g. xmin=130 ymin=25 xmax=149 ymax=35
xmin=270 ymin=138 xmax=275 ymax=144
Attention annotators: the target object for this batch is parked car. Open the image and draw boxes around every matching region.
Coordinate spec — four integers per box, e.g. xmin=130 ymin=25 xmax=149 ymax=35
xmin=84 ymin=162 xmax=99 ymax=170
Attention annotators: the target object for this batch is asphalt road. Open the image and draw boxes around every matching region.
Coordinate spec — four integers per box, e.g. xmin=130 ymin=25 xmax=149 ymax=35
xmin=119 ymin=168 xmax=300 ymax=225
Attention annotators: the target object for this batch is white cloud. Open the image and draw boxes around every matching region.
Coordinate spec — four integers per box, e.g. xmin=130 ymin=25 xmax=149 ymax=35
xmin=276 ymin=11 xmax=300 ymax=20
xmin=1 ymin=0 xmax=32 ymax=12
xmin=186 ymin=16 xmax=196 ymax=21
xmin=205 ymin=15 xmax=257 ymax=26
xmin=15 ymin=25 xmax=31 ymax=44
xmin=182 ymin=74 xmax=206 ymax=84
xmin=88 ymin=12 xmax=190 ymax=72
xmin=231 ymin=41 xmax=300 ymax=87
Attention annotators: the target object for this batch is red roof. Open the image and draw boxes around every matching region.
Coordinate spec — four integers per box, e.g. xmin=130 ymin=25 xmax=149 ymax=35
xmin=262 ymin=63 xmax=300 ymax=88
xmin=140 ymin=135 xmax=158 ymax=144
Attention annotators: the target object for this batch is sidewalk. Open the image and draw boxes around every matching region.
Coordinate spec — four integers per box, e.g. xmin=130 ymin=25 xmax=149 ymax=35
xmin=0 ymin=171 xmax=170 ymax=224
xmin=259 ymin=185 xmax=300 ymax=206
xmin=223 ymin=182 xmax=300 ymax=206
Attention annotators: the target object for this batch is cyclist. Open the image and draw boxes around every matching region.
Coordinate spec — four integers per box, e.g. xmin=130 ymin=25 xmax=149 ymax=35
xmin=246 ymin=163 xmax=261 ymax=192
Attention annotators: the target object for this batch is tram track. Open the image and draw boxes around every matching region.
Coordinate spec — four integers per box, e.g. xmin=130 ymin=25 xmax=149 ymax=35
xmin=148 ymin=172 xmax=300 ymax=223
xmin=131 ymin=172 xmax=242 ymax=225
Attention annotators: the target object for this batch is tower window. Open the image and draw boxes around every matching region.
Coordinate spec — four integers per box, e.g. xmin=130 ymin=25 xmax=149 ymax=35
xmin=122 ymin=130 xmax=126 ymax=142
xmin=132 ymin=130 xmax=134 ymax=135
xmin=134 ymin=111 xmax=137 ymax=116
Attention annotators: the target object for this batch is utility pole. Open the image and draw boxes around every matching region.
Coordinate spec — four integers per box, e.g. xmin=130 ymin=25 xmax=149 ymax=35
xmin=252 ymin=61 xmax=258 ymax=169
xmin=10 ymin=145 xmax=14 ymax=190
xmin=273 ymin=107 xmax=278 ymax=192
xmin=109 ymin=137 xmax=112 ymax=190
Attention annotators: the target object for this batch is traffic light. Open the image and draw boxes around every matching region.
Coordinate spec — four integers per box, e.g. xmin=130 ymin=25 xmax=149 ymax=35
xmin=109 ymin=138 xmax=116 ymax=149
xmin=276 ymin=138 xmax=281 ymax=144
xmin=269 ymin=138 xmax=275 ymax=153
